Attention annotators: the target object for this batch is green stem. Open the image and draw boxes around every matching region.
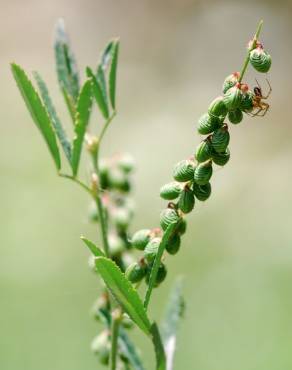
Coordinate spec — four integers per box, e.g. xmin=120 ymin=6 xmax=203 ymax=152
xmin=110 ymin=308 xmax=122 ymax=370
xmin=58 ymin=173 xmax=93 ymax=195
xmin=238 ymin=20 xmax=263 ymax=83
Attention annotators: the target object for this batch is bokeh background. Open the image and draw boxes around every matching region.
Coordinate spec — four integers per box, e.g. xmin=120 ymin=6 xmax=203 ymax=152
xmin=1 ymin=0 xmax=292 ymax=369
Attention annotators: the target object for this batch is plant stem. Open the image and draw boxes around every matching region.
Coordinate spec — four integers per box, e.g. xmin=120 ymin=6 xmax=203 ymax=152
xmin=58 ymin=173 xmax=93 ymax=195
xmin=238 ymin=20 xmax=263 ymax=83
xmin=110 ymin=308 xmax=122 ymax=370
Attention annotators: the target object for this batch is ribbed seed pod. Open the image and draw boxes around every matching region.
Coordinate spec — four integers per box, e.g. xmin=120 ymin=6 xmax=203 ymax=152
xmin=211 ymin=125 xmax=230 ymax=153
xmin=108 ymin=234 xmax=126 ymax=256
xmin=131 ymin=229 xmax=151 ymax=250
xmin=240 ymin=91 xmax=254 ymax=112
xmin=223 ymin=84 xmax=243 ymax=110
xmin=160 ymin=208 xmax=181 ymax=231
xmin=249 ymin=47 xmax=272 ymax=73
xmin=146 ymin=263 xmax=167 ymax=287
xmin=160 ymin=182 xmax=182 ymax=200
xmin=173 ymin=159 xmax=195 ymax=182
xmin=177 ymin=218 xmax=187 ymax=235
xmin=178 ymin=186 xmax=195 ymax=214
xmin=91 ymin=331 xmax=110 ymax=365
xmin=144 ymin=237 xmax=161 ymax=263
xmin=208 ymin=96 xmax=228 ymax=118
xmin=222 ymin=72 xmax=240 ymax=94
xmin=165 ymin=234 xmax=181 ymax=255
xmin=192 ymin=182 xmax=212 ymax=201
xmin=125 ymin=261 xmax=147 ymax=283
xmin=197 ymin=113 xmax=222 ymax=135
xmin=211 ymin=148 xmax=230 ymax=166
xmin=228 ymin=109 xmax=243 ymax=124
xmin=194 ymin=160 xmax=213 ymax=185
xmin=195 ymin=138 xmax=213 ymax=163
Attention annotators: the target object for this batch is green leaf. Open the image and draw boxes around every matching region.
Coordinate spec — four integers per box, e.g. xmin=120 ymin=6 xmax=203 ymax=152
xmin=33 ymin=71 xmax=72 ymax=163
xmin=151 ymin=323 xmax=166 ymax=370
xmin=86 ymin=67 xmax=109 ymax=119
xmin=11 ymin=63 xmax=61 ymax=170
xmin=119 ymin=328 xmax=146 ymax=370
xmin=96 ymin=65 xmax=108 ymax=107
xmin=95 ymin=257 xmax=151 ymax=335
xmin=109 ymin=40 xmax=119 ymax=110
xmin=81 ymin=236 xmax=105 ymax=257
xmin=71 ymin=79 xmax=93 ymax=177
xmin=54 ymin=18 xmax=80 ymax=103
xmin=161 ymin=277 xmax=185 ymax=370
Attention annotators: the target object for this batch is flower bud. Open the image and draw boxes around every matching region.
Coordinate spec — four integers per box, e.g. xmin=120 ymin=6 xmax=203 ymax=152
xmin=178 ymin=186 xmax=195 ymax=214
xmin=197 ymin=113 xmax=222 ymax=135
xmin=144 ymin=237 xmax=161 ymax=263
xmin=173 ymin=159 xmax=195 ymax=182
xmin=223 ymin=84 xmax=243 ymax=110
xmin=146 ymin=263 xmax=167 ymax=287
xmin=121 ymin=314 xmax=134 ymax=329
xmin=177 ymin=218 xmax=187 ymax=235
xmin=131 ymin=229 xmax=151 ymax=250
xmin=194 ymin=160 xmax=213 ymax=185
xmin=117 ymin=153 xmax=135 ymax=174
xmin=160 ymin=207 xmax=180 ymax=231
xmin=249 ymin=46 xmax=271 ymax=73
xmin=108 ymin=169 xmax=130 ymax=192
xmin=228 ymin=109 xmax=243 ymax=124
xmin=160 ymin=182 xmax=182 ymax=200
xmin=91 ymin=331 xmax=110 ymax=365
xmin=125 ymin=261 xmax=147 ymax=283
xmin=222 ymin=72 xmax=240 ymax=94
xmin=108 ymin=234 xmax=126 ymax=256
xmin=240 ymin=91 xmax=254 ymax=112
xmin=195 ymin=138 xmax=212 ymax=163
xmin=165 ymin=233 xmax=181 ymax=255
xmin=112 ymin=208 xmax=132 ymax=231
xmin=208 ymin=96 xmax=228 ymax=118
xmin=211 ymin=148 xmax=230 ymax=166
xmin=192 ymin=182 xmax=211 ymax=201
xmin=211 ymin=125 xmax=230 ymax=153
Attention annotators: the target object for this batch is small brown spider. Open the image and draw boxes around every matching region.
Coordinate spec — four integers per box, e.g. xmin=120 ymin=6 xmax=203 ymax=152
xmin=250 ymin=79 xmax=272 ymax=117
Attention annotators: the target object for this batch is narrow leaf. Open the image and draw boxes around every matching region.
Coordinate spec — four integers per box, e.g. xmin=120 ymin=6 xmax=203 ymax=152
xmin=11 ymin=63 xmax=61 ymax=170
xmin=95 ymin=257 xmax=151 ymax=335
xmin=100 ymin=40 xmax=115 ymax=69
xmin=161 ymin=277 xmax=185 ymax=370
xmin=54 ymin=18 xmax=80 ymax=102
xmin=81 ymin=236 xmax=105 ymax=257
xmin=151 ymin=323 xmax=166 ymax=370
xmin=71 ymin=79 xmax=93 ymax=177
xmin=33 ymin=71 xmax=72 ymax=163
xmin=86 ymin=67 xmax=109 ymax=119
xmin=109 ymin=40 xmax=119 ymax=109
xmin=119 ymin=328 xmax=146 ymax=370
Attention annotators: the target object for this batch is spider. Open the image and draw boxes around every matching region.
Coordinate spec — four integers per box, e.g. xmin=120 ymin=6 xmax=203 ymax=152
xmin=250 ymin=79 xmax=272 ymax=117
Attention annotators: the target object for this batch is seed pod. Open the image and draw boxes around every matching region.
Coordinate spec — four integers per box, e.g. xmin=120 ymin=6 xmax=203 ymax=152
xmin=177 ymin=218 xmax=187 ymax=235
xmin=195 ymin=138 xmax=212 ymax=163
xmin=108 ymin=169 xmax=131 ymax=192
xmin=160 ymin=208 xmax=180 ymax=231
xmin=211 ymin=125 xmax=230 ymax=153
xmin=208 ymin=96 xmax=228 ymax=118
xmin=91 ymin=331 xmax=110 ymax=365
xmin=192 ymin=182 xmax=211 ymax=201
xmin=240 ymin=91 xmax=254 ymax=112
xmin=121 ymin=314 xmax=134 ymax=329
xmin=228 ymin=109 xmax=243 ymax=124
xmin=249 ymin=46 xmax=271 ymax=73
xmin=222 ymin=72 xmax=240 ymax=94
xmin=194 ymin=160 xmax=213 ymax=185
xmin=146 ymin=263 xmax=167 ymax=287
xmin=125 ymin=261 xmax=147 ymax=283
xmin=178 ymin=186 xmax=195 ymax=214
xmin=165 ymin=233 xmax=181 ymax=255
xmin=197 ymin=113 xmax=222 ymax=135
xmin=108 ymin=234 xmax=126 ymax=256
xmin=173 ymin=159 xmax=195 ymax=182
xmin=112 ymin=208 xmax=132 ymax=231
xmin=211 ymin=148 xmax=230 ymax=166
xmin=131 ymin=229 xmax=151 ymax=250
xmin=144 ymin=237 xmax=161 ymax=263
xmin=160 ymin=182 xmax=182 ymax=200
xmin=117 ymin=153 xmax=135 ymax=173
xmin=223 ymin=84 xmax=243 ymax=110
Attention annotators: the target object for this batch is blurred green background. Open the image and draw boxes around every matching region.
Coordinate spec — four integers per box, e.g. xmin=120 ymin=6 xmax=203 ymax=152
xmin=1 ymin=0 xmax=292 ymax=369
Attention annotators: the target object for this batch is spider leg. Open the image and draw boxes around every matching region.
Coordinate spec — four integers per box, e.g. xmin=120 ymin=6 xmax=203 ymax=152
xmin=262 ymin=79 xmax=272 ymax=99
xmin=255 ymin=78 xmax=261 ymax=89
xmin=250 ymin=108 xmax=263 ymax=117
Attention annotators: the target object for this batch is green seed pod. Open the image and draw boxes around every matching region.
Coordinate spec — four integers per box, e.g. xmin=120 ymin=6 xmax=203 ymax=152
xmin=222 ymin=72 xmax=240 ymax=94
xmin=249 ymin=46 xmax=271 ymax=73
xmin=117 ymin=153 xmax=135 ymax=173
xmin=91 ymin=331 xmax=110 ymax=365
xmin=228 ymin=109 xmax=243 ymax=124
xmin=208 ymin=96 xmax=228 ymax=118
xmin=195 ymin=139 xmax=212 ymax=163
xmin=177 ymin=218 xmax=187 ymax=235
xmin=211 ymin=125 xmax=230 ymax=153
xmin=131 ymin=229 xmax=151 ymax=250
xmin=109 ymin=234 xmax=126 ymax=256
xmin=194 ymin=160 xmax=213 ymax=185
xmin=144 ymin=237 xmax=161 ymax=263
xmin=108 ymin=169 xmax=130 ymax=192
xmin=112 ymin=208 xmax=132 ymax=231
xmin=125 ymin=261 xmax=147 ymax=283
xmin=173 ymin=159 xmax=195 ymax=182
xmin=99 ymin=159 xmax=110 ymax=189
xmin=121 ymin=314 xmax=134 ymax=329
xmin=211 ymin=148 xmax=230 ymax=166
xmin=223 ymin=84 xmax=243 ymax=110
xmin=165 ymin=233 xmax=181 ymax=255
xmin=192 ymin=182 xmax=211 ymax=201
xmin=160 ymin=182 xmax=182 ymax=200
xmin=146 ymin=263 xmax=167 ymax=287
xmin=160 ymin=208 xmax=180 ymax=231
xmin=240 ymin=91 xmax=254 ymax=112
xmin=178 ymin=186 xmax=195 ymax=214
xmin=197 ymin=113 xmax=222 ymax=135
